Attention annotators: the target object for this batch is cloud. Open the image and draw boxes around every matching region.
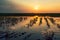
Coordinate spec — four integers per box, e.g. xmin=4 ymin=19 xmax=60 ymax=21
xmin=0 ymin=0 xmax=24 ymax=13
xmin=0 ymin=0 xmax=60 ymax=13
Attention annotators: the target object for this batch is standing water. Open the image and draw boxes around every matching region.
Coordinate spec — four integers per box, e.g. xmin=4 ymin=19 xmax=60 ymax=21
xmin=0 ymin=16 xmax=60 ymax=40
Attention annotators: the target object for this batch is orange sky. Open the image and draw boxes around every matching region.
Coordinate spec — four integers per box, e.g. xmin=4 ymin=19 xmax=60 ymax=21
xmin=4 ymin=0 xmax=60 ymax=13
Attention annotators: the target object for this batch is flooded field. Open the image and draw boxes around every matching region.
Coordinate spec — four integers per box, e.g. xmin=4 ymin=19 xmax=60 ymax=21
xmin=0 ymin=16 xmax=60 ymax=40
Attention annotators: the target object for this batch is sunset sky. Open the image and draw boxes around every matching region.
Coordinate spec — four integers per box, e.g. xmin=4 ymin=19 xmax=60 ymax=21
xmin=0 ymin=0 xmax=60 ymax=13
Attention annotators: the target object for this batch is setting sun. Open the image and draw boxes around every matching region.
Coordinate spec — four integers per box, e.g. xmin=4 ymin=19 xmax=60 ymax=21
xmin=32 ymin=5 xmax=40 ymax=13
xmin=34 ymin=6 xmax=39 ymax=10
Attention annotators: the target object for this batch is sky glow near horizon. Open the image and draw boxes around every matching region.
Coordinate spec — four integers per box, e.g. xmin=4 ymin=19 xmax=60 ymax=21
xmin=0 ymin=0 xmax=60 ymax=13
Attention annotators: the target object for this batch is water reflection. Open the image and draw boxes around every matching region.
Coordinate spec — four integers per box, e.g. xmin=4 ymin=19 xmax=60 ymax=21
xmin=0 ymin=16 xmax=60 ymax=40
xmin=42 ymin=29 xmax=54 ymax=40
